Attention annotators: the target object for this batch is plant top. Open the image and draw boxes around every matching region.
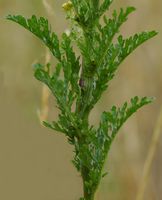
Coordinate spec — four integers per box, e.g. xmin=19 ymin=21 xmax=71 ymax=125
xmin=7 ymin=0 xmax=157 ymax=199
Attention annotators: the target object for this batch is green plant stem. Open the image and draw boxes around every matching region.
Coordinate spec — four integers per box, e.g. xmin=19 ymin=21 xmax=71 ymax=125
xmin=81 ymin=166 xmax=95 ymax=200
xmin=78 ymin=63 xmax=96 ymax=199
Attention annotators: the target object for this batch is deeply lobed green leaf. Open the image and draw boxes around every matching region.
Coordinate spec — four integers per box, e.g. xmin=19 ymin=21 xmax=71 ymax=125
xmin=7 ymin=15 xmax=61 ymax=60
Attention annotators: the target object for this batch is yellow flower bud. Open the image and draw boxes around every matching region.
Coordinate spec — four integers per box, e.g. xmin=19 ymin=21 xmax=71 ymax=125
xmin=62 ymin=1 xmax=73 ymax=11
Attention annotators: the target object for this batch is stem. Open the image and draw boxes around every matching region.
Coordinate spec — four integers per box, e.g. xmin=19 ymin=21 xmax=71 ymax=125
xmin=81 ymin=166 xmax=95 ymax=200
xmin=38 ymin=48 xmax=50 ymax=123
xmin=77 ymin=21 xmax=100 ymax=200
xmin=84 ymin=191 xmax=95 ymax=200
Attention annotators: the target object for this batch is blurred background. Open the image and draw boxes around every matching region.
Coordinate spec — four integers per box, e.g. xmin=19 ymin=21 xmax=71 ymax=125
xmin=0 ymin=0 xmax=161 ymax=199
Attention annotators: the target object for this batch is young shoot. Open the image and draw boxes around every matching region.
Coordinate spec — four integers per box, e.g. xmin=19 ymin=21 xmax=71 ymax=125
xmin=7 ymin=0 xmax=157 ymax=199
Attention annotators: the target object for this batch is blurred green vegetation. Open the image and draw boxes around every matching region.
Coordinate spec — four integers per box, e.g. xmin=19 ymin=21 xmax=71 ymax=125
xmin=0 ymin=0 xmax=161 ymax=200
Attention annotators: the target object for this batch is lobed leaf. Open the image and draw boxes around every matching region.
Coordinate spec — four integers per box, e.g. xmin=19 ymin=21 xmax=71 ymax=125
xmin=98 ymin=96 xmax=154 ymax=142
xmin=99 ymin=0 xmax=113 ymax=16
xmin=117 ymin=31 xmax=158 ymax=63
xmin=61 ymin=33 xmax=81 ymax=93
xmin=43 ymin=121 xmax=66 ymax=134
xmin=7 ymin=15 xmax=61 ymax=60
xmin=92 ymin=30 xmax=157 ymax=107
xmin=97 ymin=6 xmax=136 ymax=67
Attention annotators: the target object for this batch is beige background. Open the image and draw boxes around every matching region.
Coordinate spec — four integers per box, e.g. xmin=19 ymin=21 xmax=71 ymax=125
xmin=0 ymin=0 xmax=161 ymax=199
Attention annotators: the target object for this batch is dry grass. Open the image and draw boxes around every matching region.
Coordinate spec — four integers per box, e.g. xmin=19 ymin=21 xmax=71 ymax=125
xmin=38 ymin=0 xmax=54 ymax=123
xmin=136 ymin=105 xmax=162 ymax=200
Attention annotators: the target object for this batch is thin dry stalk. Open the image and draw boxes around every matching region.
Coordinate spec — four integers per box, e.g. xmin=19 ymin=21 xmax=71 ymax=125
xmin=42 ymin=0 xmax=55 ymax=16
xmin=38 ymin=48 xmax=51 ymax=123
xmin=136 ymin=105 xmax=162 ymax=200
xmin=38 ymin=0 xmax=54 ymax=123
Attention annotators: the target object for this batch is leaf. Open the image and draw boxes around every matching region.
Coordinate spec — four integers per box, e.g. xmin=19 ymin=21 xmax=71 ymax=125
xmin=61 ymin=33 xmax=81 ymax=93
xmin=92 ymin=30 xmax=157 ymax=106
xmin=97 ymin=7 xmax=136 ymax=67
xmin=43 ymin=121 xmax=66 ymax=133
xmin=102 ymin=172 xmax=108 ymax=178
xmin=98 ymin=96 xmax=154 ymax=142
xmin=117 ymin=31 xmax=158 ymax=63
xmin=6 ymin=15 xmax=61 ymax=60
xmin=99 ymin=0 xmax=113 ymax=16
xmin=89 ymin=7 xmax=137 ymax=105
xmin=34 ymin=65 xmax=66 ymax=111
xmin=71 ymin=0 xmax=100 ymax=26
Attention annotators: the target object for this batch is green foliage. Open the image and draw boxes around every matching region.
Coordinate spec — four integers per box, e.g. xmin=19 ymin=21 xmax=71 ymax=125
xmin=7 ymin=15 xmax=61 ymax=60
xmin=7 ymin=1 xmax=157 ymax=200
